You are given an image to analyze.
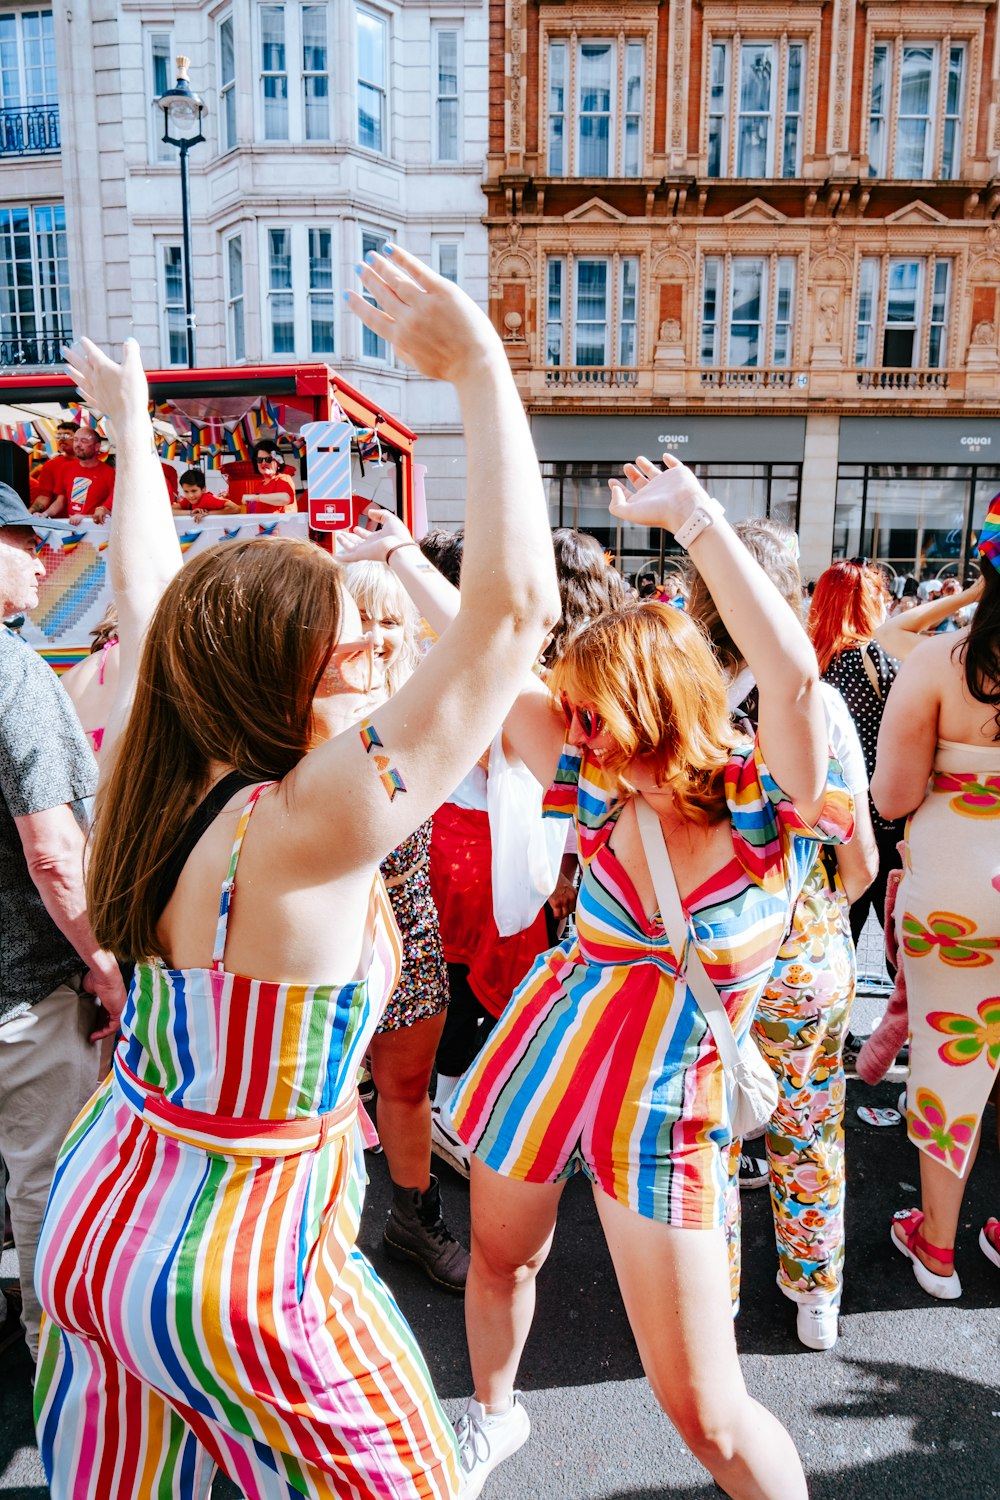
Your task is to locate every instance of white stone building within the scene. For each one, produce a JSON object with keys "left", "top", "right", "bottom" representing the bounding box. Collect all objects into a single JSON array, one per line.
[{"left": 0, "top": 0, "right": 489, "bottom": 524}]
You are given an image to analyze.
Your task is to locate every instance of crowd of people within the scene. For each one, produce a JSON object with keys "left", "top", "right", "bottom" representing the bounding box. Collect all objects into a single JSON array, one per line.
[{"left": 0, "top": 246, "right": 997, "bottom": 1500}]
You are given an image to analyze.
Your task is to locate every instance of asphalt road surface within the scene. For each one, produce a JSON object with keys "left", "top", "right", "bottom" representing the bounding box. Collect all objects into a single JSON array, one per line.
[{"left": 2, "top": 1069, "right": 997, "bottom": 1500}]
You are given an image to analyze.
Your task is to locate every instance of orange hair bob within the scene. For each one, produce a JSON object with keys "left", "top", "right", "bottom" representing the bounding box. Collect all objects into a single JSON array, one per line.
[
  {"left": 807, "top": 560, "right": 889, "bottom": 675},
  {"left": 548, "top": 602, "right": 742, "bottom": 823}
]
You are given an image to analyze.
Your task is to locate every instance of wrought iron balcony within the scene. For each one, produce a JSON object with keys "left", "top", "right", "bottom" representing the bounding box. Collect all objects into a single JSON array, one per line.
[
  {"left": 0, "top": 330, "right": 71, "bottom": 368},
  {"left": 855, "top": 367, "right": 952, "bottom": 391},
  {"left": 0, "top": 104, "right": 60, "bottom": 156},
  {"left": 543, "top": 365, "right": 641, "bottom": 389}
]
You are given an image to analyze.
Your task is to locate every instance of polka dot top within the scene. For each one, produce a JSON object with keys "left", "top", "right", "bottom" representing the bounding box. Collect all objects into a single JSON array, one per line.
[{"left": 821, "top": 640, "right": 900, "bottom": 832}]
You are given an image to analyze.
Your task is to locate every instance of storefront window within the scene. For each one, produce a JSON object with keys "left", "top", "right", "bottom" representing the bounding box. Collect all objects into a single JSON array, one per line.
[
  {"left": 833, "top": 463, "right": 1000, "bottom": 582},
  {"left": 542, "top": 460, "right": 801, "bottom": 578}
]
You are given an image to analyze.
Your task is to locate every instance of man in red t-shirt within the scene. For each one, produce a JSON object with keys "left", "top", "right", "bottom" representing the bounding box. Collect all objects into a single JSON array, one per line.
[
  {"left": 49, "top": 429, "right": 116, "bottom": 523},
  {"left": 29, "top": 421, "right": 78, "bottom": 513}
]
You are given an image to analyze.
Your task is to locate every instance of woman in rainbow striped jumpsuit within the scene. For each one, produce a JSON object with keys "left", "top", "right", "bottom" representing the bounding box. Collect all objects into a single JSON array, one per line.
[
  {"left": 445, "top": 456, "right": 854, "bottom": 1500},
  {"left": 32, "top": 249, "right": 561, "bottom": 1499}
]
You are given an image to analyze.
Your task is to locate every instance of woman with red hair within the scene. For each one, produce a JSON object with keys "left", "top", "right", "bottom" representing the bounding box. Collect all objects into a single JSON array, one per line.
[{"left": 808, "top": 560, "right": 902, "bottom": 945}]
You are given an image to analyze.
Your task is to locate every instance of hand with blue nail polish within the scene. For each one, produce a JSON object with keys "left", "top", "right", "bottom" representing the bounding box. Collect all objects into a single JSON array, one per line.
[{"left": 345, "top": 244, "right": 502, "bottom": 386}]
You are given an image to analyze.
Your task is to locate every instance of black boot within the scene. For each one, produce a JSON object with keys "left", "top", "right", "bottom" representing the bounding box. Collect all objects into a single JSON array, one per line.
[{"left": 383, "top": 1175, "right": 470, "bottom": 1293}]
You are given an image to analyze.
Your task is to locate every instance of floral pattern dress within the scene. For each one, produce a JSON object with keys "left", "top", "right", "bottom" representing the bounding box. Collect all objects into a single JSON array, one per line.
[{"left": 896, "top": 738, "right": 1000, "bottom": 1177}]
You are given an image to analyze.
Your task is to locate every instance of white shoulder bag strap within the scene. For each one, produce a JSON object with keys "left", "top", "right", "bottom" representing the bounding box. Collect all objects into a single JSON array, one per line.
[{"left": 634, "top": 796, "right": 743, "bottom": 1074}]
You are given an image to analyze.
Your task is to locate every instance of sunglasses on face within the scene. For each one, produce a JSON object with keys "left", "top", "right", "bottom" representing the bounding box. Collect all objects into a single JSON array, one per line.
[{"left": 559, "top": 693, "right": 604, "bottom": 742}]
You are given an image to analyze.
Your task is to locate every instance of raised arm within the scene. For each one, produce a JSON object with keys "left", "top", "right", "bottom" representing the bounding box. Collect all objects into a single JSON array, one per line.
[
  {"left": 870, "top": 647, "right": 941, "bottom": 819},
  {"left": 289, "top": 247, "right": 560, "bottom": 868},
  {"left": 340, "top": 504, "right": 566, "bottom": 788},
  {"left": 63, "top": 339, "right": 182, "bottom": 761},
  {"left": 610, "top": 455, "right": 829, "bottom": 822},
  {"left": 875, "top": 577, "right": 983, "bottom": 661}
]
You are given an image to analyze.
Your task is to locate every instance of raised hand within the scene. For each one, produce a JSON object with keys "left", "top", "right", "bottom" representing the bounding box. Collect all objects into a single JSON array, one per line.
[
  {"left": 338, "top": 504, "right": 413, "bottom": 564},
  {"left": 63, "top": 337, "right": 149, "bottom": 437},
  {"left": 345, "top": 246, "right": 501, "bottom": 386},
  {"left": 608, "top": 453, "right": 711, "bottom": 535}
]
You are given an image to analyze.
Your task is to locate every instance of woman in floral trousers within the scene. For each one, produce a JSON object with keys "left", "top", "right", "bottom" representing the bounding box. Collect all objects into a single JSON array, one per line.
[{"left": 690, "top": 523, "right": 877, "bottom": 1350}]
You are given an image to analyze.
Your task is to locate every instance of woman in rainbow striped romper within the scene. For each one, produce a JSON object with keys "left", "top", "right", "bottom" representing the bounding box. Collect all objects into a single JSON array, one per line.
[
  {"left": 32, "top": 249, "right": 561, "bottom": 1499},
  {"left": 445, "top": 457, "right": 854, "bottom": 1500}
]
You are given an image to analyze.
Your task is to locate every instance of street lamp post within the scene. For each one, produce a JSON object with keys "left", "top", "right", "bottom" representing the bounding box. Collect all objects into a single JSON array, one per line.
[{"left": 155, "top": 57, "right": 205, "bottom": 368}]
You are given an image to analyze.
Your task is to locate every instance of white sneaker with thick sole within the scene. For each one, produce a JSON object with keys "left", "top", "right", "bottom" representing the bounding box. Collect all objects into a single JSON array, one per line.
[
  {"left": 455, "top": 1395, "right": 530, "bottom": 1500},
  {"left": 431, "top": 1105, "right": 471, "bottom": 1179},
  {"left": 796, "top": 1301, "right": 840, "bottom": 1350}
]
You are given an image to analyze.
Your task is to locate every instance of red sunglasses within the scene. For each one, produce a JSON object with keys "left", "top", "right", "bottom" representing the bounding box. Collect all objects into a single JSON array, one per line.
[{"left": 559, "top": 693, "right": 604, "bottom": 742}]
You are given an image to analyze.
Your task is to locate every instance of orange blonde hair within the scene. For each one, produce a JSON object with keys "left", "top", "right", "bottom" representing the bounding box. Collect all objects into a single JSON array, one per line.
[
  {"left": 808, "top": 561, "right": 889, "bottom": 674},
  {"left": 549, "top": 602, "right": 742, "bottom": 823}
]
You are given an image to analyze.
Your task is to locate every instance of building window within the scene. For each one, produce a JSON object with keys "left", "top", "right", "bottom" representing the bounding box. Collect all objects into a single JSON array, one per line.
[
  {"left": 855, "top": 256, "right": 953, "bottom": 369},
  {"left": 302, "top": 4, "right": 329, "bottom": 141},
  {"left": 434, "top": 240, "right": 460, "bottom": 284},
  {"left": 308, "top": 226, "right": 334, "bottom": 354},
  {"left": 160, "top": 244, "right": 187, "bottom": 367},
  {"left": 0, "top": 202, "right": 71, "bottom": 363},
  {"left": 219, "top": 15, "right": 236, "bottom": 152},
  {"left": 357, "top": 7, "right": 387, "bottom": 153},
  {"left": 147, "top": 28, "right": 174, "bottom": 163},
  {"left": 867, "top": 41, "right": 966, "bottom": 179},
  {"left": 544, "top": 255, "right": 640, "bottom": 368},
  {"left": 434, "top": 27, "right": 460, "bottom": 163},
  {"left": 699, "top": 255, "right": 797, "bottom": 367},
  {"left": 263, "top": 223, "right": 337, "bottom": 356},
  {"left": 706, "top": 38, "right": 805, "bottom": 178},
  {"left": 260, "top": 6, "right": 288, "bottom": 140},
  {"left": 256, "top": 4, "right": 330, "bottom": 143},
  {"left": 360, "top": 228, "right": 390, "bottom": 358},
  {"left": 0, "top": 9, "right": 59, "bottom": 155},
  {"left": 225, "top": 233, "right": 245, "bottom": 362},
  {"left": 545, "top": 36, "right": 646, "bottom": 177},
  {"left": 267, "top": 227, "right": 295, "bottom": 353}
]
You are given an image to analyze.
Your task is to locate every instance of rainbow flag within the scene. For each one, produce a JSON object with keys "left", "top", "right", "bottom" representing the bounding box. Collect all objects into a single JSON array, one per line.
[
  {"left": 977, "top": 493, "right": 1000, "bottom": 571},
  {"left": 177, "top": 531, "right": 200, "bottom": 554},
  {"left": 227, "top": 426, "right": 249, "bottom": 461}
]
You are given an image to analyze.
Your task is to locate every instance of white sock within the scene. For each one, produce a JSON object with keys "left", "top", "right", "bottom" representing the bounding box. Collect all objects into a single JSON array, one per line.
[{"left": 433, "top": 1073, "right": 460, "bottom": 1108}]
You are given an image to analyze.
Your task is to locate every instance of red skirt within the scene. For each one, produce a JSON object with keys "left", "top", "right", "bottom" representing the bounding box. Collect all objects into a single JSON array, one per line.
[{"left": 429, "top": 802, "right": 551, "bottom": 1019}]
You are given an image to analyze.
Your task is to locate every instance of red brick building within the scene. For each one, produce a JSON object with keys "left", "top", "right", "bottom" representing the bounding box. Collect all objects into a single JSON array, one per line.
[{"left": 485, "top": 0, "right": 1000, "bottom": 580}]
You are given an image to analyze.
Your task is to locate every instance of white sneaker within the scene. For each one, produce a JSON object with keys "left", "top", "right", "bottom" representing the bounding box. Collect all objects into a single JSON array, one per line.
[
  {"left": 796, "top": 1301, "right": 840, "bottom": 1350},
  {"left": 431, "top": 1105, "right": 471, "bottom": 1179},
  {"left": 455, "top": 1395, "right": 530, "bottom": 1500}
]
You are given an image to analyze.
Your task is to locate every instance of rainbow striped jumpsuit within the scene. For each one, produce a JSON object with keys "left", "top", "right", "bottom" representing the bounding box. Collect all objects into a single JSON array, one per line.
[
  {"left": 34, "top": 785, "right": 461, "bottom": 1500},
  {"left": 450, "top": 742, "right": 852, "bottom": 1227}
]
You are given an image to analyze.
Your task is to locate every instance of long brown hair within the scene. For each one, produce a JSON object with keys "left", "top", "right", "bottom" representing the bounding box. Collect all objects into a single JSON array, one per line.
[
  {"left": 808, "top": 560, "right": 889, "bottom": 674},
  {"left": 687, "top": 521, "right": 802, "bottom": 679},
  {"left": 87, "top": 537, "right": 342, "bottom": 961},
  {"left": 549, "top": 603, "right": 741, "bottom": 823}
]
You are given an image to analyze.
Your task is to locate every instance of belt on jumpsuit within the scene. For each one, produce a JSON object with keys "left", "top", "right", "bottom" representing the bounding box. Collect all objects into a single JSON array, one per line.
[{"left": 113, "top": 1055, "right": 360, "bottom": 1159}]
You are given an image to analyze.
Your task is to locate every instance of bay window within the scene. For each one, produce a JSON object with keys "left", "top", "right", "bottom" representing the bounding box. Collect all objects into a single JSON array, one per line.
[
  {"left": 257, "top": 3, "right": 330, "bottom": 143},
  {"left": 264, "top": 224, "right": 336, "bottom": 357}
]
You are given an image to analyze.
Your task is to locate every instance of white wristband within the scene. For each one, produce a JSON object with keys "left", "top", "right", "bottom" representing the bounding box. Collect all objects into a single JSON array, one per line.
[{"left": 672, "top": 495, "right": 725, "bottom": 550}]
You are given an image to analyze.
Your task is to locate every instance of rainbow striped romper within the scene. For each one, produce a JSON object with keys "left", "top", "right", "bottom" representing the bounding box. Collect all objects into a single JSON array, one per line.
[
  {"left": 450, "top": 742, "right": 852, "bottom": 1227},
  {"left": 34, "top": 785, "right": 461, "bottom": 1500}
]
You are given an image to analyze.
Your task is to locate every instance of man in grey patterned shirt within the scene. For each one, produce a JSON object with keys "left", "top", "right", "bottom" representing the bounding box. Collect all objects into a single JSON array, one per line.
[{"left": 0, "top": 484, "right": 126, "bottom": 1359}]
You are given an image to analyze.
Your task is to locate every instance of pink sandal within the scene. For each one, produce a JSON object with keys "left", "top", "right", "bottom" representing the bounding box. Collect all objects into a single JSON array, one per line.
[
  {"left": 891, "top": 1209, "right": 962, "bottom": 1300},
  {"left": 980, "top": 1218, "right": 1000, "bottom": 1270}
]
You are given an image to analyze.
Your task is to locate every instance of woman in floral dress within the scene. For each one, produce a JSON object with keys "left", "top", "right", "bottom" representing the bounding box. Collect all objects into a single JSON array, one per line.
[{"left": 873, "top": 500, "right": 1000, "bottom": 1297}]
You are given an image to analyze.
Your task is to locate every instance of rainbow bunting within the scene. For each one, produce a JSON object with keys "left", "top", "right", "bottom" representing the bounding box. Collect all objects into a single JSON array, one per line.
[
  {"left": 228, "top": 427, "right": 249, "bottom": 461},
  {"left": 257, "top": 521, "right": 279, "bottom": 537}
]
